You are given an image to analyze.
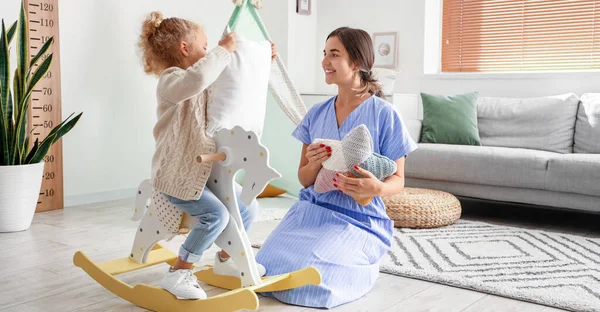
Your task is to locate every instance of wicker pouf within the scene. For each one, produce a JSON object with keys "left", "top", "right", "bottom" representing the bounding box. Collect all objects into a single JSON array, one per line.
[{"left": 384, "top": 187, "right": 462, "bottom": 229}]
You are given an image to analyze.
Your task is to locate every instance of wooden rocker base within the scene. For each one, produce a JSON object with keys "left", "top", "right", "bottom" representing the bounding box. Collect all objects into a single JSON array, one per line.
[
  {"left": 195, "top": 264, "right": 322, "bottom": 293},
  {"left": 73, "top": 244, "right": 321, "bottom": 312}
]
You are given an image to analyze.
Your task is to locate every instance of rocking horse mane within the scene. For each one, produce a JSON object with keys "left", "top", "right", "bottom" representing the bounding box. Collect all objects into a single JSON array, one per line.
[{"left": 212, "top": 126, "right": 280, "bottom": 206}]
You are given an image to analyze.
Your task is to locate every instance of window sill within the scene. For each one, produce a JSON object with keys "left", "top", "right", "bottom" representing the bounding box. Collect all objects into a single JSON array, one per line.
[{"left": 423, "top": 70, "right": 600, "bottom": 80}]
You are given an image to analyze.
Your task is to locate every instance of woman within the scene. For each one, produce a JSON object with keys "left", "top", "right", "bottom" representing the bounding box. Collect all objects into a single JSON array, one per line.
[{"left": 255, "top": 27, "right": 417, "bottom": 308}]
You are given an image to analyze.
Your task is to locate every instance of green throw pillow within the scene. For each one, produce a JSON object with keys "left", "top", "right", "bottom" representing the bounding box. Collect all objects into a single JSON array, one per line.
[{"left": 420, "top": 91, "right": 481, "bottom": 145}]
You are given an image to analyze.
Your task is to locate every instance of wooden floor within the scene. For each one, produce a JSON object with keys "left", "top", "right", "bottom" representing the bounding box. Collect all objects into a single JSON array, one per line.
[{"left": 1, "top": 196, "right": 598, "bottom": 312}]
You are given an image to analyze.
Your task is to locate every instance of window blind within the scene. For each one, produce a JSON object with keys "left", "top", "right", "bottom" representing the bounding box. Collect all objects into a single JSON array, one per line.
[{"left": 442, "top": 0, "right": 600, "bottom": 72}]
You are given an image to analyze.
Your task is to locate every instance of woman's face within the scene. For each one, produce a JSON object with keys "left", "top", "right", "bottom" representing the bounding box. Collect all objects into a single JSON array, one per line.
[{"left": 322, "top": 36, "right": 358, "bottom": 86}]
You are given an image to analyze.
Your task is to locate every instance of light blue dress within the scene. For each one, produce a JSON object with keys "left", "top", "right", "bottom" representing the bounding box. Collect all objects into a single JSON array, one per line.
[{"left": 255, "top": 95, "right": 418, "bottom": 309}]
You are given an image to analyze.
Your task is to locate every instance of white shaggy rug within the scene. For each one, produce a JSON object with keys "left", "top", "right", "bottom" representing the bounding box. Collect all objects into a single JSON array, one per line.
[{"left": 381, "top": 220, "right": 600, "bottom": 312}]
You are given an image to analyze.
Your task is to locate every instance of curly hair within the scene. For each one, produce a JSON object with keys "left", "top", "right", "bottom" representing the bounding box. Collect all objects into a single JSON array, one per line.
[{"left": 137, "top": 12, "right": 201, "bottom": 76}]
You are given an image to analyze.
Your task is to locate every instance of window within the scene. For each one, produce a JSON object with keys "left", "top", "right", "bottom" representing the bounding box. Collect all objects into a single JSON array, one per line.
[{"left": 442, "top": 0, "right": 600, "bottom": 72}]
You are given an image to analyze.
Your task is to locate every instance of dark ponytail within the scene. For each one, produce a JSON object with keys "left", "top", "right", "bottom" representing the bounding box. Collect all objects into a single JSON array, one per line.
[
  {"left": 359, "top": 69, "right": 384, "bottom": 97},
  {"left": 327, "top": 27, "right": 385, "bottom": 97}
]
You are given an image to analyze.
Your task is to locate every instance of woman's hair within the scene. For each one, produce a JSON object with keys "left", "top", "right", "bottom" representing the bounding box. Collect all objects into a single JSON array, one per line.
[
  {"left": 326, "top": 27, "right": 384, "bottom": 97},
  {"left": 137, "top": 12, "right": 201, "bottom": 76}
]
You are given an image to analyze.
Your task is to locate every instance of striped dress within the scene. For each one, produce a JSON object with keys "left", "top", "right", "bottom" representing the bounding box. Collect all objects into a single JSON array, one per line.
[{"left": 255, "top": 95, "right": 418, "bottom": 309}]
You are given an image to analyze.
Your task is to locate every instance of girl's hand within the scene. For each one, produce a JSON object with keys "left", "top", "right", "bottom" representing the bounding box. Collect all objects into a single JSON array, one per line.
[
  {"left": 334, "top": 166, "right": 383, "bottom": 198},
  {"left": 305, "top": 143, "right": 331, "bottom": 169},
  {"left": 270, "top": 41, "right": 277, "bottom": 62},
  {"left": 219, "top": 33, "right": 237, "bottom": 52}
]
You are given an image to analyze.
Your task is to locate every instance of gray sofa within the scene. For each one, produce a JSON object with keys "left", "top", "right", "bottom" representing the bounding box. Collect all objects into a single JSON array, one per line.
[{"left": 392, "top": 93, "right": 600, "bottom": 213}]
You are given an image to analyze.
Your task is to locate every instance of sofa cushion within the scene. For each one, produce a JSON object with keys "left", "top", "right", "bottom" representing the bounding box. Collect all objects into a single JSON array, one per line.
[
  {"left": 420, "top": 91, "right": 481, "bottom": 146},
  {"left": 546, "top": 154, "right": 600, "bottom": 197},
  {"left": 574, "top": 93, "right": 600, "bottom": 154},
  {"left": 477, "top": 93, "right": 580, "bottom": 154},
  {"left": 405, "top": 143, "right": 556, "bottom": 190}
]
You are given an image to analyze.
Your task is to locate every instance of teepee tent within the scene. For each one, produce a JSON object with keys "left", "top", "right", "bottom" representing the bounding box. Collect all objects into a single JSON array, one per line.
[
  {"left": 226, "top": 0, "right": 309, "bottom": 195},
  {"left": 227, "top": 0, "right": 307, "bottom": 126}
]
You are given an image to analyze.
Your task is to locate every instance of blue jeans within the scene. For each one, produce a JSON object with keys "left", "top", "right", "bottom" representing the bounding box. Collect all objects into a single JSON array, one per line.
[{"left": 163, "top": 183, "right": 258, "bottom": 263}]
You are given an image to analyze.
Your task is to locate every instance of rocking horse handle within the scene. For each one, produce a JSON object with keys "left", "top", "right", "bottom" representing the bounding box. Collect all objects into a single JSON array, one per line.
[{"left": 196, "top": 152, "right": 227, "bottom": 163}]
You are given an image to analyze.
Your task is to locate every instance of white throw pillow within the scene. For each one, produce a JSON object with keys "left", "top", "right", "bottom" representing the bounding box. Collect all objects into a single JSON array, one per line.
[{"left": 207, "top": 30, "right": 272, "bottom": 137}]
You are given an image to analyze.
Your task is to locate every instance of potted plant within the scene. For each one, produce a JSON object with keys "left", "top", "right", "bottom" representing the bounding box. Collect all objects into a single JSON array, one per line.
[{"left": 0, "top": 1, "right": 82, "bottom": 232}]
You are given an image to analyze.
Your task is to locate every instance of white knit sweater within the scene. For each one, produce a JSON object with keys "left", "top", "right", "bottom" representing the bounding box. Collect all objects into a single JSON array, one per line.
[{"left": 152, "top": 46, "right": 231, "bottom": 200}]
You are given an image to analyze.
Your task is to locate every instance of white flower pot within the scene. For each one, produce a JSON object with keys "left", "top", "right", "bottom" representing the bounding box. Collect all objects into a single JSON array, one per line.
[{"left": 0, "top": 162, "right": 45, "bottom": 232}]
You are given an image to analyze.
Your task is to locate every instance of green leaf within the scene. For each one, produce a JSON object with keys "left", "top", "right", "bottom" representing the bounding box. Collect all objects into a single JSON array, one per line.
[
  {"left": 0, "top": 130, "right": 5, "bottom": 164},
  {"left": 0, "top": 21, "right": 9, "bottom": 112},
  {"left": 29, "top": 37, "right": 53, "bottom": 69},
  {"left": 16, "top": 0, "right": 29, "bottom": 90},
  {"left": 7, "top": 89, "right": 15, "bottom": 164},
  {"left": 42, "top": 112, "right": 76, "bottom": 142},
  {"left": 12, "top": 71, "right": 25, "bottom": 163},
  {"left": 24, "top": 137, "right": 38, "bottom": 164},
  {"left": 18, "top": 122, "right": 35, "bottom": 164},
  {"left": 19, "top": 134, "right": 29, "bottom": 164},
  {"left": 31, "top": 133, "right": 53, "bottom": 164},
  {"left": 11, "top": 0, "right": 31, "bottom": 166},
  {"left": 7, "top": 89, "right": 12, "bottom": 124},
  {"left": 0, "top": 21, "right": 10, "bottom": 165},
  {"left": 11, "top": 89, "right": 31, "bottom": 163},
  {"left": 23, "top": 54, "right": 51, "bottom": 102},
  {"left": 7, "top": 21, "right": 16, "bottom": 45},
  {"left": 31, "top": 112, "right": 83, "bottom": 163},
  {"left": 0, "top": 103, "right": 5, "bottom": 164},
  {"left": 13, "top": 68, "right": 21, "bottom": 117},
  {"left": 14, "top": 138, "right": 22, "bottom": 165},
  {"left": 13, "top": 54, "right": 51, "bottom": 156}
]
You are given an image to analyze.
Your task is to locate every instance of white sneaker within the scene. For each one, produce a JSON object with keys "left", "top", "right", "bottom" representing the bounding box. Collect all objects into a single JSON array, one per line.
[
  {"left": 213, "top": 251, "right": 267, "bottom": 277},
  {"left": 159, "top": 268, "right": 207, "bottom": 300}
]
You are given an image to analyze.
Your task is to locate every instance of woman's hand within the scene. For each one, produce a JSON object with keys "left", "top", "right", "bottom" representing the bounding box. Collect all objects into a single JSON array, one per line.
[
  {"left": 270, "top": 41, "right": 277, "bottom": 62},
  {"left": 305, "top": 143, "right": 331, "bottom": 169},
  {"left": 334, "top": 166, "right": 383, "bottom": 198}
]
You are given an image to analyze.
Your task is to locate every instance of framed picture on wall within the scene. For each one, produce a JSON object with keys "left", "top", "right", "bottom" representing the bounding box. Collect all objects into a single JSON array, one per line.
[
  {"left": 372, "top": 32, "right": 398, "bottom": 69},
  {"left": 297, "top": 0, "right": 311, "bottom": 15}
]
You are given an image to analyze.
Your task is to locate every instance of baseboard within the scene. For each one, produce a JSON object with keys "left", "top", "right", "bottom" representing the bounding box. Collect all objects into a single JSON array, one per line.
[{"left": 65, "top": 188, "right": 137, "bottom": 207}]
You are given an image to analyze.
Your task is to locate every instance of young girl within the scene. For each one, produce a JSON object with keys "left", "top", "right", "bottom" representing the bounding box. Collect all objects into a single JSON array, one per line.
[
  {"left": 138, "top": 12, "right": 276, "bottom": 300},
  {"left": 255, "top": 27, "right": 418, "bottom": 308}
]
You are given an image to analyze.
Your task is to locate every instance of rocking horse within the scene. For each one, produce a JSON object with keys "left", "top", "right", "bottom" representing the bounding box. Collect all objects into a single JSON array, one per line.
[
  {"left": 72, "top": 1, "right": 318, "bottom": 311},
  {"left": 73, "top": 126, "right": 321, "bottom": 311}
]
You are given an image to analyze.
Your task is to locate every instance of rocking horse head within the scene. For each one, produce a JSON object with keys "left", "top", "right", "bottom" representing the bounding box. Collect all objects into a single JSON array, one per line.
[{"left": 213, "top": 126, "right": 281, "bottom": 206}]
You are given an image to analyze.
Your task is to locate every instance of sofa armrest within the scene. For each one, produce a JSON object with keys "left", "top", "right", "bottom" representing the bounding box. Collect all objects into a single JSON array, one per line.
[{"left": 406, "top": 119, "right": 422, "bottom": 143}]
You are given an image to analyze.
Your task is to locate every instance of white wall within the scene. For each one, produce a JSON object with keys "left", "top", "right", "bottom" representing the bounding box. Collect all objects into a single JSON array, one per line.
[
  {"left": 287, "top": 0, "right": 318, "bottom": 94},
  {"left": 257, "top": 0, "right": 289, "bottom": 67},
  {"left": 259, "top": 0, "right": 318, "bottom": 94},
  {"left": 316, "top": 0, "right": 600, "bottom": 97}
]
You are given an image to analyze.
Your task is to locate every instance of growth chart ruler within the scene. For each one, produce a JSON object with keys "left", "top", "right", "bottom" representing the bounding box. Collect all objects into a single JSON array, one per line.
[{"left": 25, "top": 0, "right": 64, "bottom": 212}]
